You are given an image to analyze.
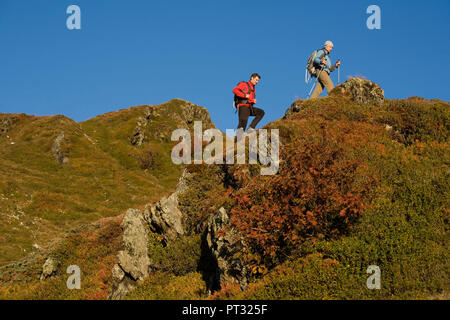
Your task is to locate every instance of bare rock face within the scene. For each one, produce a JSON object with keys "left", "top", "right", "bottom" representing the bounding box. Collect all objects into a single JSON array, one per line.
[
  {"left": 40, "top": 257, "right": 59, "bottom": 280},
  {"left": 108, "top": 209, "right": 149, "bottom": 300},
  {"left": 130, "top": 107, "right": 153, "bottom": 146},
  {"left": 108, "top": 170, "right": 191, "bottom": 299},
  {"left": 206, "top": 207, "right": 248, "bottom": 290},
  {"left": 143, "top": 169, "right": 190, "bottom": 245},
  {"left": 177, "top": 100, "right": 212, "bottom": 125},
  {"left": 1, "top": 116, "right": 18, "bottom": 135},
  {"left": 118, "top": 209, "right": 149, "bottom": 281},
  {"left": 145, "top": 193, "right": 184, "bottom": 244},
  {"left": 330, "top": 78, "right": 385, "bottom": 106},
  {"left": 283, "top": 100, "right": 306, "bottom": 119},
  {"left": 51, "top": 132, "right": 69, "bottom": 164}
]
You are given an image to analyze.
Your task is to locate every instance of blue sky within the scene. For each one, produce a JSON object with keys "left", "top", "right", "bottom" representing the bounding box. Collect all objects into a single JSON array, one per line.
[{"left": 1, "top": 0, "right": 449, "bottom": 132}]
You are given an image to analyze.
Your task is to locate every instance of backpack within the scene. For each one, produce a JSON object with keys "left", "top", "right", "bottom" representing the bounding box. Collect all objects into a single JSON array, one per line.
[
  {"left": 233, "top": 81, "right": 254, "bottom": 112},
  {"left": 305, "top": 49, "right": 328, "bottom": 83}
]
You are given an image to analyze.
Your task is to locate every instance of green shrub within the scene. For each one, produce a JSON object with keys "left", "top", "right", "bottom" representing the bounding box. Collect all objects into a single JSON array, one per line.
[
  {"left": 382, "top": 99, "right": 449, "bottom": 145},
  {"left": 125, "top": 271, "right": 207, "bottom": 300},
  {"left": 148, "top": 233, "right": 202, "bottom": 276},
  {"left": 178, "top": 164, "right": 230, "bottom": 235}
]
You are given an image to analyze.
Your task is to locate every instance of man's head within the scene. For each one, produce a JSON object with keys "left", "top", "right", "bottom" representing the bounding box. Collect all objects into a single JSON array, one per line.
[
  {"left": 250, "top": 73, "right": 261, "bottom": 85},
  {"left": 324, "top": 40, "right": 334, "bottom": 52}
]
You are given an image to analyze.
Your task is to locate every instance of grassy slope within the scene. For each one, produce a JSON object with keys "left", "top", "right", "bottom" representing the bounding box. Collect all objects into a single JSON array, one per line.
[
  {"left": 0, "top": 99, "right": 211, "bottom": 266},
  {"left": 0, "top": 96, "right": 448, "bottom": 300}
]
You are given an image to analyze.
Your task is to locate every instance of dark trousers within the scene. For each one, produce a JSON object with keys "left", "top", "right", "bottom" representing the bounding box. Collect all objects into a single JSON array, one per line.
[{"left": 237, "top": 105, "right": 265, "bottom": 131}]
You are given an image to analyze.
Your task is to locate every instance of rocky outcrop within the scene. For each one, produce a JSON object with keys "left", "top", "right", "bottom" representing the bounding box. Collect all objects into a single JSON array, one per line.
[
  {"left": 283, "top": 99, "right": 306, "bottom": 119},
  {"left": 40, "top": 257, "right": 59, "bottom": 280},
  {"left": 51, "top": 132, "right": 69, "bottom": 164},
  {"left": 330, "top": 78, "right": 385, "bottom": 106},
  {"left": 206, "top": 207, "right": 249, "bottom": 290},
  {"left": 177, "top": 100, "right": 212, "bottom": 125},
  {"left": 108, "top": 209, "right": 150, "bottom": 300},
  {"left": 284, "top": 78, "right": 385, "bottom": 119},
  {"left": 108, "top": 170, "right": 191, "bottom": 299},
  {"left": 143, "top": 169, "right": 190, "bottom": 245},
  {"left": 130, "top": 107, "right": 153, "bottom": 146},
  {"left": 1, "top": 116, "right": 18, "bottom": 135},
  {"left": 144, "top": 194, "right": 184, "bottom": 244}
]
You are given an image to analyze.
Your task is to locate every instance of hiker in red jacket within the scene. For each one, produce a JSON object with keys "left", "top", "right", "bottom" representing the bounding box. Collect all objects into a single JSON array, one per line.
[{"left": 233, "top": 73, "right": 265, "bottom": 133}]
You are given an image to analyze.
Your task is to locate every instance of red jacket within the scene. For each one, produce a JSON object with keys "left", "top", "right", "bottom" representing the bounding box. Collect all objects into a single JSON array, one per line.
[{"left": 233, "top": 81, "right": 256, "bottom": 107}]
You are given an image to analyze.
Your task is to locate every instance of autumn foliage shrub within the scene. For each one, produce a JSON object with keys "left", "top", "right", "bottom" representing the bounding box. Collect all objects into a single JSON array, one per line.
[
  {"left": 231, "top": 140, "right": 449, "bottom": 300},
  {"left": 229, "top": 120, "right": 380, "bottom": 267}
]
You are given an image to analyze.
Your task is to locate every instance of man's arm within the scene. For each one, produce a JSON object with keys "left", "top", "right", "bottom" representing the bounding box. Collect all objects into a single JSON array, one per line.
[{"left": 330, "top": 60, "right": 341, "bottom": 72}]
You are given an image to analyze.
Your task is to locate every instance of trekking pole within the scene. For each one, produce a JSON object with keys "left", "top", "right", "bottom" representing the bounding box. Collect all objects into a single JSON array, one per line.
[
  {"left": 337, "top": 59, "right": 341, "bottom": 85},
  {"left": 307, "top": 66, "right": 324, "bottom": 99},
  {"left": 338, "top": 66, "right": 340, "bottom": 84}
]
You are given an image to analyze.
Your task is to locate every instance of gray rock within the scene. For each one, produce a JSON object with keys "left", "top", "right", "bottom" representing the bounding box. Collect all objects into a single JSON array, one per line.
[
  {"left": 40, "top": 257, "right": 59, "bottom": 280},
  {"left": 1, "top": 116, "right": 18, "bottom": 135},
  {"left": 51, "top": 132, "right": 69, "bottom": 164},
  {"left": 108, "top": 208, "right": 149, "bottom": 300},
  {"left": 108, "top": 169, "right": 191, "bottom": 299},
  {"left": 178, "top": 100, "right": 212, "bottom": 124},
  {"left": 145, "top": 193, "right": 184, "bottom": 244},
  {"left": 118, "top": 209, "right": 149, "bottom": 281},
  {"left": 330, "top": 78, "right": 385, "bottom": 106},
  {"left": 130, "top": 107, "right": 153, "bottom": 146},
  {"left": 111, "top": 264, "right": 125, "bottom": 282},
  {"left": 283, "top": 100, "right": 306, "bottom": 119},
  {"left": 108, "top": 264, "right": 138, "bottom": 300},
  {"left": 206, "top": 207, "right": 248, "bottom": 290},
  {"left": 108, "top": 266, "right": 138, "bottom": 300},
  {"left": 143, "top": 169, "right": 190, "bottom": 244}
]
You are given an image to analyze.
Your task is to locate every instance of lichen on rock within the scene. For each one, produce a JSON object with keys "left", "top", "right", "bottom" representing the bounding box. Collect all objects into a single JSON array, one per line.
[
  {"left": 143, "top": 169, "right": 191, "bottom": 245},
  {"left": 40, "top": 257, "right": 59, "bottom": 280},
  {"left": 1, "top": 116, "right": 18, "bottom": 135},
  {"left": 130, "top": 107, "right": 153, "bottom": 146},
  {"left": 51, "top": 132, "right": 69, "bottom": 164},
  {"left": 108, "top": 169, "right": 191, "bottom": 299},
  {"left": 330, "top": 78, "right": 384, "bottom": 106},
  {"left": 108, "top": 208, "right": 149, "bottom": 300},
  {"left": 206, "top": 207, "right": 249, "bottom": 291}
]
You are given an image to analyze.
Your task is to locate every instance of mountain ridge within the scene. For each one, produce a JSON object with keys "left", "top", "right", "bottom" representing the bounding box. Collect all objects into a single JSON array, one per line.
[
  {"left": 0, "top": 99, "right": 213, "bottom": 266},
  {"left": 0, "top": 79, "right": 448, "bottom": 300}
]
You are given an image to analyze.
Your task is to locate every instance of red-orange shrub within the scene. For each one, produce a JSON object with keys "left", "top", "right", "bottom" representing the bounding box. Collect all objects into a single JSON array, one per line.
[{"left": 229, "top": 121, "right": 378, "bottom": 266}]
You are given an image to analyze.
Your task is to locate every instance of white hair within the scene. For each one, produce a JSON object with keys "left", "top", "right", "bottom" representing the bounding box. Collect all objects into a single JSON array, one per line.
[{"left": 324, "top": 40, "right": 334, "bottom": 48}]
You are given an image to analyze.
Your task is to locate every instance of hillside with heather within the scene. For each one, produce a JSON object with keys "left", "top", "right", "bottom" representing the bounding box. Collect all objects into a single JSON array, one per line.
[
  {"left": 0, "top": 99, "right": 213, "bottom": 266},
  {"left": 0, "top": 79, "right": 448, "bottom": 300}
]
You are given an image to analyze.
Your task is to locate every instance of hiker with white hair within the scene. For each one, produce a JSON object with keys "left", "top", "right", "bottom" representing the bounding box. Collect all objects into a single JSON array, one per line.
[{"left": 308, "top": 40, "right": 341, "bottom": 99}]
